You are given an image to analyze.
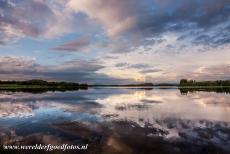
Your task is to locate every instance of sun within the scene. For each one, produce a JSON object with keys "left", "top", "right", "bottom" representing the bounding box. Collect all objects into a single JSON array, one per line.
[{"left": 134, "top": 75, "right": 145, "bottom": 82}]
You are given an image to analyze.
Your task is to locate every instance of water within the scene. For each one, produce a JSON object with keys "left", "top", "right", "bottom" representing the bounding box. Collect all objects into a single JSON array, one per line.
[{"left": 0, "top": 88, "right": 230, "bottom": 154}]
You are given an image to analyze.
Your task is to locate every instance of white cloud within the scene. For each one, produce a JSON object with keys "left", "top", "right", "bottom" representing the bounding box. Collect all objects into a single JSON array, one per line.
[{"left": 67, "top": 0, "right": 137, "bottom": 37}]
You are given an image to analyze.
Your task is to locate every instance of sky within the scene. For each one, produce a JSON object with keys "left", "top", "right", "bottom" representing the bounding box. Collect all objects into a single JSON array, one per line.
[{"left": 0, "top": 0, "right": 229, "bottom": 84}]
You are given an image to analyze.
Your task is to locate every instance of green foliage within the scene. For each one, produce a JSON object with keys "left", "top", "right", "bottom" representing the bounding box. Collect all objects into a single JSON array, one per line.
[
  {"left": 180, "top": 79, "right": 188, "bottom": 85},
  {"left": 0, "top": 80, "right": 88, "bottom": 91},
  {"left": 179, "top": 79, "right": 230, "bottom": 87}
]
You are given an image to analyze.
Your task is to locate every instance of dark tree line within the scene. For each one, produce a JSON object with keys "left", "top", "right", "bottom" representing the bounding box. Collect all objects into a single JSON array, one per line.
[
  {"left": 0, "top": 80, "right": 88, "bottom": 89},
  {"left": 179, "top": 79, "right": 230, "bottom": 87}
]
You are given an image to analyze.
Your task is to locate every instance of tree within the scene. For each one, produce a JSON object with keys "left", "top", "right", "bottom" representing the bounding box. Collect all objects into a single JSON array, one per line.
[{"left": 180, "top": 79, "right": 188, "bottom": 85}]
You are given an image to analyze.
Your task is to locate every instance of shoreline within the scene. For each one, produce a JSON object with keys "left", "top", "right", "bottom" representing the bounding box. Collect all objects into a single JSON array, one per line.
[{"left": 0, "top": 84, "right": 230, "bottom": 90}]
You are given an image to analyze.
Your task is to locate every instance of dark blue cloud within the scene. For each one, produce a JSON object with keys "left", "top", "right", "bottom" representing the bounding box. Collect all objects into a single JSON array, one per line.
[
  {"left": 0, "top": 0, "right": 55, "bottom": 43},
  {"left": 108, "top": 0, "right": 230, "bottom": 52},
  {"left": 0, "top": 56, "right": 130, "bottom": 84},
  {"left": 76, "top": 0, "right": 229, "bottom": 54}
]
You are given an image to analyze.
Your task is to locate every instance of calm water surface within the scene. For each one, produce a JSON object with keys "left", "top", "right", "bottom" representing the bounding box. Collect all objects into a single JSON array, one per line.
[{"left": 0, "top": 88, "right": 230, "bottom": 154}]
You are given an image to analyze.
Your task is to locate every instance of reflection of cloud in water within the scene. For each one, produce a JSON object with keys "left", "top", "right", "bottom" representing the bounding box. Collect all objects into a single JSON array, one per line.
[
  {"left": 141, "top": 99, "right": 162, "bottom": 104},
  {"left": 0, "top": 89, "right": 230, "bottom": 153},
  {"left": 115, "top": 104, "right": 149, "bottom": 111},
  {"left": 48, "top": 101, "right": 103, "bottom": 114},
  {"left": 0, "top": 92, "right": 103, "bottom": 119},
  {"left": 13, "top": 100, "right": 101, "bottom": 118},
  {"left": 187, "top": 92, "right": 230, "bottom": 107},
  {"left": 0, "top": 89, "right": 230, "bottom": 123},
  {"left": 96, "top": 90, "right": 230, "bottom": 125},
  {"left": 50, "top": 120, "right": 230, "bottom": 154},
  {"left": 1, "top": 119, "right": 229, "bottom": 153},
  {"left": 0, "top": 103, "right": 34, "bottom": 118}
]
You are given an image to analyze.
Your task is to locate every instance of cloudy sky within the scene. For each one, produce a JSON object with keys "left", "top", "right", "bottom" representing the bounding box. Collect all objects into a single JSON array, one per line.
[{"left": 0, "top": 0, "right": 229, "bottom": 84}]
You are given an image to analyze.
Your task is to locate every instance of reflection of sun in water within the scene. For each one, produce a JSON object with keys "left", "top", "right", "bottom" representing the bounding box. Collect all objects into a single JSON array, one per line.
[{"left": 133, "top": 91, "right": 146, "bottom": 99}]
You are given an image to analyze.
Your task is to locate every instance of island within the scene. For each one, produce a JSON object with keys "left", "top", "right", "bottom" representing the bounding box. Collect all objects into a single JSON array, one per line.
[
  {"left": 179, "top": 79, "right": 230, "bottom": 87},
  {"left": 179, "top": 79, "right": 230, "bottom": 94},
  {"left": 0, "top": 80, "right": 88, "bottom": 93}
]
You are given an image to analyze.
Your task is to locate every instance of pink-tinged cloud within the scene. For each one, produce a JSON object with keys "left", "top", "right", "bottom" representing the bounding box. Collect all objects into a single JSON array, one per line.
[
  {"left": 181, "top": 65, "right": 230, "bottom": 81},
  {"left": 51, "top": 35, "right": 91, "bottom": 52},
  {"left": 67, "top": 0, "right": 137, "bottom": 37}
]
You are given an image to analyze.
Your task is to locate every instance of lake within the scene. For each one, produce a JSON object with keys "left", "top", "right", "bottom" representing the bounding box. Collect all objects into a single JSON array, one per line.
[{"left": 0, "top": 87, "right": 230, "bottom": 154}]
